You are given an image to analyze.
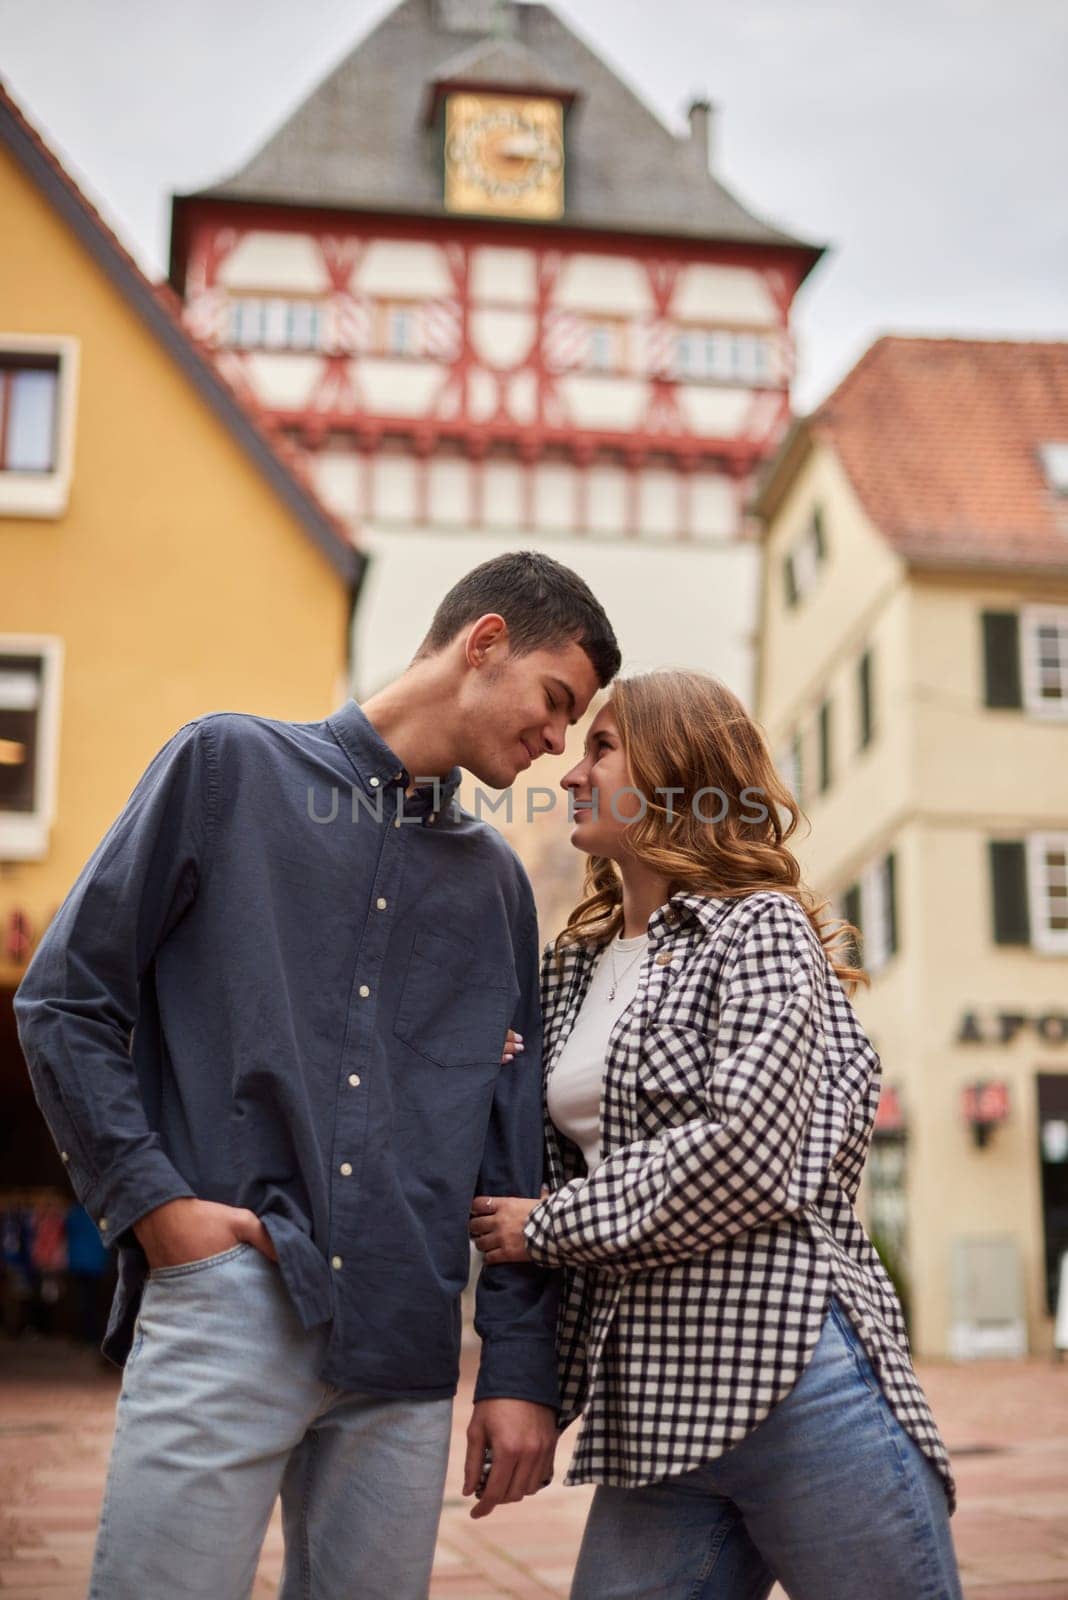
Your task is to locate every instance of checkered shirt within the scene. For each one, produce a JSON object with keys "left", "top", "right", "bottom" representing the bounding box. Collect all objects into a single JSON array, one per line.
[{"left": 523, "top": 890, "right": 955, "bottom": 1507}]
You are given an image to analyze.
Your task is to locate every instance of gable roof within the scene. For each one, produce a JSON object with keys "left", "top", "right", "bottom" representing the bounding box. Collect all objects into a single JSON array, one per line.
[
  {"left": 187, "top": 0, "right": 819, "bottom": 257},
  {"left": 757, "top": 336, "right": 1068, "bottom": 576},
  {"left": 0, "top": 80, "right": 364, "bottom": 590}
]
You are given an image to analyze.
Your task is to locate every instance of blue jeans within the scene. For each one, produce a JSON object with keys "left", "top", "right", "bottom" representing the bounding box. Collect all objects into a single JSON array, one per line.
[
  {"left": 90, "top": 1243, "right": 453, "bottom": 1600},
  {"left": 571, "top": 1298, "right": 961, "bottom": 1600}
]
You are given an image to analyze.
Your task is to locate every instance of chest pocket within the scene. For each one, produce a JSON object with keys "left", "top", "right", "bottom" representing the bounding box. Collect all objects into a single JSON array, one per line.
[
  {"left": 394, "top": 929, "right": 519, "bottom": 1069},
  {"left": 634, "top": 1020, "right": 711, "bottom": 1133}
]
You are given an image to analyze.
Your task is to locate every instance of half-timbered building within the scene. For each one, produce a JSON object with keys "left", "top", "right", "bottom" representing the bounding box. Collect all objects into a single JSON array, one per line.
[{"left": 170, "top": 0, "right": 821, "bottom": 694}]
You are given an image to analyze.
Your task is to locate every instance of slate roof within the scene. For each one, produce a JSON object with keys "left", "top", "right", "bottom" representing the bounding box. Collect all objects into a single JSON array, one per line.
[
  {"left": 758, "top": 336, "right": 1068, "bottom": 575},
  {"left": 0, "top": 79, "right": 363, "bottom": 589},
  {"left": 189, "top": 0, "right": 817, "bottom": 254}
]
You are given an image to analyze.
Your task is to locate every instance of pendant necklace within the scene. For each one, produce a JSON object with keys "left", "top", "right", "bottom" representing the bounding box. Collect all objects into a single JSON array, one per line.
[{"left": 606, "top": 936, "right": 646, "bottom": 1003}]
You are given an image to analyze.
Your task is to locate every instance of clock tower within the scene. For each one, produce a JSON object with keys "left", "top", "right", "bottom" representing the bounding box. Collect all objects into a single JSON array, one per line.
[{"left": 443, "top": 92, "right": 565, "bottom": 220}]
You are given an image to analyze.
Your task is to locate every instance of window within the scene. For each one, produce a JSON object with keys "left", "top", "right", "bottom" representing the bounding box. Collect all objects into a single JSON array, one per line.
[
  {"left": 1, "top": 355, "right": 58, "bottom": 471},
  {"left": 231, "top": 299, "right": 266, "bottom": 348},
  {"left": 1022, "top": 607, "right": 1068, "bottom": 718},
  {"left": 673, "top": 328, "right": 773, "bottom": 386},
  {"left": 0, "top": 338, "right": 79, "bottom": 518},
  {"left": 0, "top": 639, "right": 63, "bottom": 861},
  {"left": 587, "top": 325, "right": 614, "bottom": 372},
  {"left": 229, "top": 299, "right": 325, "bottom": 353},
  {"left": 842, "top": 853, "right": 898, "bottom": 975},
  {"left": 991, "top": 834, "right": 1068, "bottom": 953},
  {"left": 783, "top": 509, "right": 827, "bottom": 608},
  {"left": 817, "top": 698, "right": 833, "bottom": 794},
  {"left": 857, "top": 648, "right": 875, "bottom": 749},
  {"left": 982, "top": 607, "right": 1068, "bottom": 719},
  {"left": 1028, "top": 834, "right": 1068, "bottom": 954},
  {"left": 778, "top": 731, "right": 804, "bottom": 805},
  {"left": 384, "top": 305, "right": 421, "bottom": 358}
]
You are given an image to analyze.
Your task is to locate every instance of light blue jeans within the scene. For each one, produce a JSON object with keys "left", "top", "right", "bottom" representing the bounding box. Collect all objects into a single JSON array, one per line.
[
  {"left": 89, "top": 1243, "right": 453, "bottom": 1600},
  {"left": 571, "top": 1298, "right": 962, "bottom": 1600}
]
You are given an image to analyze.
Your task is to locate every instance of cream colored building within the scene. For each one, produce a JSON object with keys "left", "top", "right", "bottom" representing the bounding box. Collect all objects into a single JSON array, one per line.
[{"left": 755, "top": 336, "right": 1068, "bottom": 1358}]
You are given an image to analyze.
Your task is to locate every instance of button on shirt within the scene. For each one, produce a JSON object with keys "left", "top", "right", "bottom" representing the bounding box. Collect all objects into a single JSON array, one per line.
[{"left": 14, "top": 702, "right": 558, "bottom": 1407}]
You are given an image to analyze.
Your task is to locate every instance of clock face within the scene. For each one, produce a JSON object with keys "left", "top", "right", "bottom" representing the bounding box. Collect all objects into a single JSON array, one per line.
[{"left": 444, "top": 93, "right": 564, "bottom": 219}]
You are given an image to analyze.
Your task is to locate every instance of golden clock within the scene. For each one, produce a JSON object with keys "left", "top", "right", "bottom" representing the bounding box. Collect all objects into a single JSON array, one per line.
[{"left": 444, "top": 93, "right": 564, "bottom": 220}]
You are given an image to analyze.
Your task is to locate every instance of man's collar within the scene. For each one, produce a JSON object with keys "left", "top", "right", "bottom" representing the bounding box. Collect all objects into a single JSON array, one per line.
[{"left": 326, "top": 699, "right": 463, "bottom": 807}]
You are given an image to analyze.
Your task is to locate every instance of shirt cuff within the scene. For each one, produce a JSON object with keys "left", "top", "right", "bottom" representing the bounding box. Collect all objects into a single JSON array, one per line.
[
  {"left": 522, "top": 1194, "right": 562, "bottom": 1267},
  {"left": 83, "top": 1148, "right": 196, "bottom": 1252},
  {"left": 473, "top": 1334, "right": 560, "bottom": 1410}
]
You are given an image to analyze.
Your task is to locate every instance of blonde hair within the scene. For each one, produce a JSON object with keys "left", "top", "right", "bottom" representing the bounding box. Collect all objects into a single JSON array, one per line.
[{"left": 556, "top": 669, "right": 865, "bottom": 989}]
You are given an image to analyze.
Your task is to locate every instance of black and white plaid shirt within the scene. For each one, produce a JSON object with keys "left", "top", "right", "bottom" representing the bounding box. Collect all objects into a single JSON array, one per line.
[{"left": 523, "top": 890, "right": 954, "bottom": 1507}]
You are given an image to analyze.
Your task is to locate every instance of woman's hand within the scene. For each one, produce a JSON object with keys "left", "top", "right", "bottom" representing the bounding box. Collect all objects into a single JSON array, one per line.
[
  {"left": 500, "top": 1029, "right": 524, "bottom": 1064},
  {"left": 469, "top": 1194, "right": 543, "bottom": 1264}
]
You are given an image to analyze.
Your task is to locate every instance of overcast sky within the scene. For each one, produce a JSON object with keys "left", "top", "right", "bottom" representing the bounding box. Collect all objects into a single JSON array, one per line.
[{"left": 2, "top": 0, "right": 1065, "bottom": 408}]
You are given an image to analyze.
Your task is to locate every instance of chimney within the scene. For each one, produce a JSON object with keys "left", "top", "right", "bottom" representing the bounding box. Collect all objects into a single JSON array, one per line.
[{"left": 687, "top": 98, "right": 715, "bottom": 175}]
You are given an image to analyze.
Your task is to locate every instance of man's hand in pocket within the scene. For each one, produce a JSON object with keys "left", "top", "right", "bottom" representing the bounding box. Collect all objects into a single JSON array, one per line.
[{"left": 133, "top": 1198, "right": 277, "bottom": 1270}]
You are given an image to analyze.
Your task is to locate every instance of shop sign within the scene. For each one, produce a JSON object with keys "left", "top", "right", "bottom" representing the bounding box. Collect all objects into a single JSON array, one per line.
[{"left": 957, "top": 1011, "right": 1068, "bottom": 1046}]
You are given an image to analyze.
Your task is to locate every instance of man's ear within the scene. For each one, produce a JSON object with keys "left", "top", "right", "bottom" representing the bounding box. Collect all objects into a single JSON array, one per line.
[{"left": 464, "top": 614, "right": 509, "bottom": 669}]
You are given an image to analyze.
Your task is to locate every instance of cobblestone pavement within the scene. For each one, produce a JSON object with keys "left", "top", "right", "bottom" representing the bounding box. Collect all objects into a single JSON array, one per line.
[{"left": 1, "top": 1337, "right": 1065, "bottom": 1598}]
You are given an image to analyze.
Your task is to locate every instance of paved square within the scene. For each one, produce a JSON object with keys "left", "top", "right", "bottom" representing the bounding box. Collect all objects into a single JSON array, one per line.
[{"left": 1, "top": 1337, "right": 1065, "bottom": 1597}]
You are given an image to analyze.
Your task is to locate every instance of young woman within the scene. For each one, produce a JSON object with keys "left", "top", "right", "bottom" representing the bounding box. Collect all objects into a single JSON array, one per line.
[{"left": 469, "top": 670, "right": 962, "bottom": 1600}]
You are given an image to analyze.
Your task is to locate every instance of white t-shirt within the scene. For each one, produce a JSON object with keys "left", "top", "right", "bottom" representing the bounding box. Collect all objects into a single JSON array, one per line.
[{"left": 546, "top": 930, "right": 649, "bottom": 1175}]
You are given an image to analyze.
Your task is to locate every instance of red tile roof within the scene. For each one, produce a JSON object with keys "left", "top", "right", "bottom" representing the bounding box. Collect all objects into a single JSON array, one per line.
[{"left": 811, "top": 336, "right": 1068, "bottom": 572}]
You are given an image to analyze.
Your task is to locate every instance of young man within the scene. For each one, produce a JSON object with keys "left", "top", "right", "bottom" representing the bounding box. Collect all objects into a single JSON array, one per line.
[{"left": 15, "top": 551, "right": 621, "bottom": 1600}]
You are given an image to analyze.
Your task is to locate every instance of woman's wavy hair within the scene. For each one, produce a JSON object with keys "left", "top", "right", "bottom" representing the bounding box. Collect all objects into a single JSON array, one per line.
[{"left": 555, "top": 669, "right": 866, "bottom": 990}]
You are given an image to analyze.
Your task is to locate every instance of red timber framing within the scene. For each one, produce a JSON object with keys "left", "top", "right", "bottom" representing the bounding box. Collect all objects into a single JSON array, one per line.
[{"left": 170, "top": 197, "right": 816, "bottom": 497}]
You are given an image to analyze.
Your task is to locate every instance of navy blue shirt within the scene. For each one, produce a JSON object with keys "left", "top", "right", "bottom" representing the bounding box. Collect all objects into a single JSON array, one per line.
[{"left": 15, "top": 701, "right": 558, "bottom": 1407}]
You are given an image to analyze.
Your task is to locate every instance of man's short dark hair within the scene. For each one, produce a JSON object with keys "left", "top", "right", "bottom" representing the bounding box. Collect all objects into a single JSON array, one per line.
[{"left": 415, "top": 551, "right": 621, "bottom": 686}]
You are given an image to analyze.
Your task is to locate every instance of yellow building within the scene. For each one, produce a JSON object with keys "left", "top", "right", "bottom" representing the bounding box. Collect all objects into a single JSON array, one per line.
[
  {"left": 755, "top": 336, "right": 1068, "bottom": 1359},
  {"left": 0, "top": 84, "right": 364, "bottom": 1191}
]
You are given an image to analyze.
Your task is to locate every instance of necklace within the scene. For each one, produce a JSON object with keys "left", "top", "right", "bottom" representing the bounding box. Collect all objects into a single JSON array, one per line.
[{"left": 606, "top": 936, "right": 646, "bottom": 1003}]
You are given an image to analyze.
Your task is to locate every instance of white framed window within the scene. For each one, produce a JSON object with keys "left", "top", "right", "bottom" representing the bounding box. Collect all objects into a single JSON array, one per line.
[
  {"left": 1021, "top": 606, "right": 1068, "bottom": 719},
  {"left": 587, "top": 323, "right": 619, "bottom": 373},
  {"left": 385, "top": 305, "right": 419, "bottom": 358},
  {"left": 229, "top": 298, "right": 325, "bottom": 353},
  {"left": 0, "top": 636, "right": 63, "bottom": 861},
  {"left": 230, "top": 299, "right": 266, "bottom": 348},
  {"left": 1027, "top": 832, "right": 1068, "bottom": 954},
  {"left": 287, "top": 301, "right": 323, "bottom": 351},
  {"left": 777, "top": 730, "right": 804, "bottom": 805},
  {"left": 783, "top": 508, "right": 827, "bottom": 607},
  {"left": 842, "top": 853, "right": 898, "bottom": 975},
  {"left": 0, "top": 336, "right": 79, "bottom": 519},
  {"left": 674, "top": 327, "right": 773, "bottom": 386}
]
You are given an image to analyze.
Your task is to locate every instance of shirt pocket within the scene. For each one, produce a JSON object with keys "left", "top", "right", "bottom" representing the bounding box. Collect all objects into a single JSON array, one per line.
[
  {"left": 394, "top": 929, "right": 519, "bottom": 1069},
  {"left": 635, "top": 1020, "right": 711, "bottom": 1128}
]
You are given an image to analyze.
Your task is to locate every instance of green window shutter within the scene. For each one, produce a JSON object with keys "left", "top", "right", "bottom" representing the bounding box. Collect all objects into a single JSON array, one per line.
[
  {"left": 981, "top": 612, "right": 1022, "bottom": 709},
  {"left": 818, "top": 700, "right": 832, "bottom": 793},
  {"left": 784, "top": 553, "right": 799, "bottom": 608},
  {"left": 858, "top": 650, "right": 874, "bottom": 749},
  {"left": 843, "top": 883, "right": 862, "bottom": 965},
  {"left": 884, "top": 852, "right": 899, "bottom": 956},
  {"left": 989, "top": 840, "right": 1030, "bottom": 945},
  {"left": 791, "top": 730, "right": 804, "bottom": 804},
  {"left": 812, "top": 507, "right": 827, "bottom": 563}
]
